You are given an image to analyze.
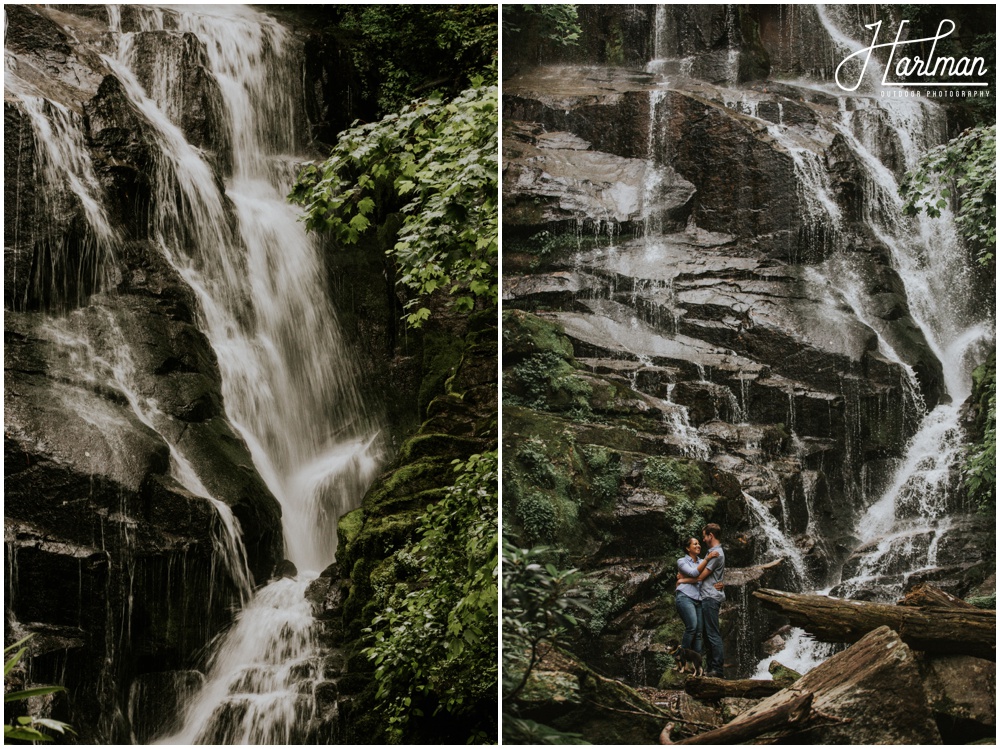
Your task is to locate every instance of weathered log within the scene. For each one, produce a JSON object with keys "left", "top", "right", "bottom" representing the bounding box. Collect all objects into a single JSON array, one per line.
[
  {"left": 898, "top": 582, "right": 977, "bottom": 609},
  {"left": 754, "top": 588, "right": 996, "bottom": 660},
  {"left": 698, "top": 627, "right": 941, "bottom": 744},
  {"left": 660, "top": 692, "right": 813, "bottom": 744},
  {"left": 684, "top": 676, "right": 792, "bottom": 700}
]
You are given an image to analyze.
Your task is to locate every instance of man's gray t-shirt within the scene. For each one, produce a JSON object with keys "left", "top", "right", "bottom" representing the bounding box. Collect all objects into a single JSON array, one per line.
[{"left": 700, "top": 544, "right": 725, "bottom": 602}]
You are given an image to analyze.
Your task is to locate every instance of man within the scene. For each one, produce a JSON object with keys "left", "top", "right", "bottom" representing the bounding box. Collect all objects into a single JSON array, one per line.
[{"left": 677, "top": 523, "right": 725, "bottom": 677}]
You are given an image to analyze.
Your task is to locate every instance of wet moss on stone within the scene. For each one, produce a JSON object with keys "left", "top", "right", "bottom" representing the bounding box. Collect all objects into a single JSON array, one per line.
[{"left": 337, "top": 508, "right": 364, "bottom": 551}]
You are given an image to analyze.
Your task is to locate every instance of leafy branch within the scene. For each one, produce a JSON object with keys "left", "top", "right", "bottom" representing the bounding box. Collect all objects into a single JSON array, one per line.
[
  {"left": 362, "top": 452, "right": 498, "bottom": 743},
  {"left": 501, "top": 541, "right": 590, "bottom": 702},
  {"left": 900, "top": 124, "right": 996, "bottom": 267},
  {"left": 291, "top": 81, "right": 498, "bottom": 327},
  {"left": 502, "top": 5, "right": 582, "bottom": 47}
]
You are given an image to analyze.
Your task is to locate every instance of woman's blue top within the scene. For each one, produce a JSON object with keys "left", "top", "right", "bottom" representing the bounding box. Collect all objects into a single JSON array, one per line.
[{"left": 676, "top": 555, "right": 702, "bottom": 601}]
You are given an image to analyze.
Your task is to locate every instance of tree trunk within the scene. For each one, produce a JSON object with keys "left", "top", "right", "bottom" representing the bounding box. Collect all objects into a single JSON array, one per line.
[
  {"left": 660, "top": 692, "right": 813, "bottom": 744},
  {"left": 753, "top": 589, "right": 996, "bottom": 660},
  {"left": 684, "top": 676, "right": 792, "bottom": 700}
]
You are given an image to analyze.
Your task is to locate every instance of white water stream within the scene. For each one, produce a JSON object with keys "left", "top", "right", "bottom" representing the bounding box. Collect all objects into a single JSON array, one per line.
[{"left": 8, "top": 4, "right": 382, "bottom": 742}]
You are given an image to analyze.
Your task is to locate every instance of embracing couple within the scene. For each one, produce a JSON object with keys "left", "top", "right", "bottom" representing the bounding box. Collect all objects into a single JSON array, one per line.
[{"left": 674, "top": 523, "right": 725, "bottom": 678}]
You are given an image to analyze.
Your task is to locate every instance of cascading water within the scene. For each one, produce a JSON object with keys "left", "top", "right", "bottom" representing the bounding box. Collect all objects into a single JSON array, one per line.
[
  {"left": 752, "top": 6, "right": 993, "bottom": 674},
  {"left": 807, "top": 6, "right": 990, "bottom": 595},
  {"left": 7, "top": 4, "right": 382, "bottom": 742},
  {"left": 105, "top": 7, "right": 380, "bottom": 742}
]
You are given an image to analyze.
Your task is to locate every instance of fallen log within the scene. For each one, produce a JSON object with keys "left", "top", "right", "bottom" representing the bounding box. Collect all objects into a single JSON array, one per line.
[
  {"left": 898, "top": 582, "right": 977, "bottom": 609},
  {"left": 754, "top": 589, "right": 996, "bottom": 660},
  {"left": 684, "top": 675, "right": 792, "bottom": 700},
  {"left": 668, "top": 627, "right": 941, "bottom": 744},
  {"left": 659, "top": 691, "right": 813, "bottom": 744}
]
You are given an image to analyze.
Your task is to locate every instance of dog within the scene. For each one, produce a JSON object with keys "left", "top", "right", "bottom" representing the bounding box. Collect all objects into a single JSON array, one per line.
[{"left": 665, "top": 640, "right": 704, "bottom": 677}]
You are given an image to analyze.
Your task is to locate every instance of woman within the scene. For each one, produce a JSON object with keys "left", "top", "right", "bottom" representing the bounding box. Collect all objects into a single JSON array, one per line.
[{"left": 674, "top": 537, "right": 719, "bottom": 654}]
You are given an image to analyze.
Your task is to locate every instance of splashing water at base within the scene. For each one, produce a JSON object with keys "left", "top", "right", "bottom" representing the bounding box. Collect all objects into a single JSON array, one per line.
[
  {"left": 752, "top": 628, "right": 838, "bottom": 679},
  {"left": 156, "top": 577, "right": 325, "bottom": 745}
]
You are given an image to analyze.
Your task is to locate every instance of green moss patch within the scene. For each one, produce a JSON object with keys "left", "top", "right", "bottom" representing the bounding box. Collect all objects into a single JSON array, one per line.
[
  {"left": 502, "top": 309, "right": 575, "bottom": 362},
  {"left": 338, "top": 508, "right": 365, "bottom": 551}
]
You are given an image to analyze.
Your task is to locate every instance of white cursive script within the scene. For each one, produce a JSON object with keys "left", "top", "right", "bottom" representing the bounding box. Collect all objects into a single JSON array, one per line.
[{"left": 835, "top": 19, "right": 989, "bottom": 92}]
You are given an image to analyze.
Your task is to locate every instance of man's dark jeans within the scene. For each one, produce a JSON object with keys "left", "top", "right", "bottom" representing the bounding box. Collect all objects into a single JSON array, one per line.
[{"left": 701, "top": 597, "right": 724, "bottom": 675}]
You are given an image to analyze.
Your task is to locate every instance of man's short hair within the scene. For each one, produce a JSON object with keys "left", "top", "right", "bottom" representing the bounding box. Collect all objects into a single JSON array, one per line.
[{"left": 703, "top": 523, "right": 722, "bottom": 540}]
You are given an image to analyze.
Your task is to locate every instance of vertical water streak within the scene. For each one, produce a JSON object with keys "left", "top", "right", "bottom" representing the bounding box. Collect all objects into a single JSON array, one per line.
[
  {"left": 7, "top": 93, "right": 117, "bottom": 307},
  {"left": 743, "top": 492, "right": 808, "bottom": 588},
  {"left": 39, "top": 314, "right": 255, "bottom": 605}
]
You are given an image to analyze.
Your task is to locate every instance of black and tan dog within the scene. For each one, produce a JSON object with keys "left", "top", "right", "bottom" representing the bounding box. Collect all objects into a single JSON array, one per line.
[{"left": 665, "top": 640, "right": 704, "bottom": 677}]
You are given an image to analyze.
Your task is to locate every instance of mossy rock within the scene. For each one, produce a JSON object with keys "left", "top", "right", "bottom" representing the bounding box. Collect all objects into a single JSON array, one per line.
[
  {"left": 512, "top": 646, "right": 664, "bottom": 745},
  {"left": 362, "top": 457, "right": 452, "bottom": 517},
  {"left": 502, "top": 309, "right": 575, "bottom": 363},
  {"left": 503, "top": 350, "right": 593, "bottom": 414},
  {"left": 768, "top": 660, "right": 802, "bottom": 683},
  {"left": 337, "top": 508, "right": 364, "bottom": 552},
  {"left": 396, "top": 432, "right": 482, "bottom": 463},
  {"left": 448, "top": 337, "right": 499, "bottom": 393},
  {"left": 519, "top": 668, "right": 581, "bottom": 706},
  {"left": 417, "top": 331, "right": 465, "bottom": 416},
  {"left": 342, "top": 557, "right": 377, "bottom": 636},
  {"left": 653, "top": 605, "right": 687, "bottom": 646},
  {"left": 657, "top": 663, "right": 687, "bottom": 689},
  {"left": 341, "top": 508, "right": 423, "bottom": 572},
  {"left": 643, "top": 456, "right": 707, "bottom": 494}
]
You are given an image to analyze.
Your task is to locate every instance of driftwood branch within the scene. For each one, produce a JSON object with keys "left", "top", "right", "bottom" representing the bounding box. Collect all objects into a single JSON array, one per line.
[
  {"left": 753, "top": 589, "right": 996, "bottom": 660},
  {"left": 684, "top": 675, "right": 792, "bottom": 700},
  {"left": 660, "top": 691, "right": 813, "bottom": 745}
]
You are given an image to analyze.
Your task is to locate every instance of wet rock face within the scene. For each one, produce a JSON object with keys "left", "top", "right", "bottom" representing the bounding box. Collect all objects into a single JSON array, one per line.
[
  {"left": 502, "top": 54, "right": 943, "bottom": 572},
  {"left": 128, "top": 31, "right": 230, "bottom": 159},
  {"left": 504, "top": 122, "right": 695, "bottom": 235},
  {"left": 4, "top": 5, "right": 294, "bottom": 742},
  {"left": 917, "top": 653, "right": 996, "bottom": 743}
]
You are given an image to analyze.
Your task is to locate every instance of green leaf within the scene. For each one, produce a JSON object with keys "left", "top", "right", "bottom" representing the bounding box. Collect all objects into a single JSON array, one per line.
[{"left": 5, "top": 686, "right": 65, "bottom": 702}]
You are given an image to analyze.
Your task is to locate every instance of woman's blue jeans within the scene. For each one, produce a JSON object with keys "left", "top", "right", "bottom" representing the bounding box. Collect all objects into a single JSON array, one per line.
[{"left": 675, "top": 591, "right": 703, "bottom": 653}]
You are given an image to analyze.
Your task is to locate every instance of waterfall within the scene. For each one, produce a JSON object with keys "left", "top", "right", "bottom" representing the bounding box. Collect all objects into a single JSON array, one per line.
[
  {"left": 7, "top": 3, "right": 382, "bottom": 741},
  {"left": 811, "top": 4, "right": 991, "bottom": 601},
  {"left": 98, "top": 4, "right": 383, "bottom": 571},
  {"left": 99, "top": 6, "right": 382, "bottom": 741},
  {"left": 745, "top": 7, "right": 993, "bottom": 675}
]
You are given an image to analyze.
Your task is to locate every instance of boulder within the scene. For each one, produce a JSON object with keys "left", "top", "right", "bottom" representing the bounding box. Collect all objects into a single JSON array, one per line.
[
  {"left": 512, "top": 646, "right": 668, "bottom": 745},
  {"left": 917, "top": 654, "right": 996, "bottom": 743}
]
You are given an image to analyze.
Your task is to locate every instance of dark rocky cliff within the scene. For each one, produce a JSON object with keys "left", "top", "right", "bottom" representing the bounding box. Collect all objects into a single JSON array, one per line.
[{"left": 4, "top": 4, "right": 451, "bottom": 743}]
